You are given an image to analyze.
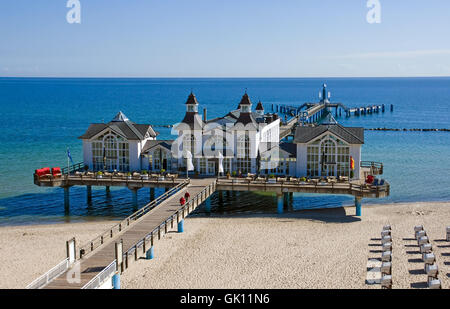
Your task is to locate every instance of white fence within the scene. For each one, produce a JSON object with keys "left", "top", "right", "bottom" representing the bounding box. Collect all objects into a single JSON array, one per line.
[
  {"left": 26, "top": 258, "right": 70, "bottom": 289},
  {"left": 82, "top": 260, "right": 117, "bottom": 289}
]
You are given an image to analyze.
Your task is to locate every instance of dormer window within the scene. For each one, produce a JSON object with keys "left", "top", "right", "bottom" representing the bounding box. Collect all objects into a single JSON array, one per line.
[{"left": 241, "top": 105, "right": 250, "bottom": 113}]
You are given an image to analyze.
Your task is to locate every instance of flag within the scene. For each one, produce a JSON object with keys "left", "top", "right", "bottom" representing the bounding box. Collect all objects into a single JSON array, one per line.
[
  {"left": 67, "top": 148, "right": 74, "bottom": 165},
  {"left": 350, "top": 156, "right": 355, "bottom": 170}
]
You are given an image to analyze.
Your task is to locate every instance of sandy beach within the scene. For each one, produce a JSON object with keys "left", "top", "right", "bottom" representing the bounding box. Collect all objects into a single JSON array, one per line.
[
  {"left": 1, "top": 202, "right": 449, "bottom": 289},
  {"left": 0, "top": 220, "right": 114, "bottom": 289}
]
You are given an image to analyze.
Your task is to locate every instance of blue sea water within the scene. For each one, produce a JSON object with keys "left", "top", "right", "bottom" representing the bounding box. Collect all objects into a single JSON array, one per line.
[{"left": 0, "top": 77, "right": 449, "bottom": 225}]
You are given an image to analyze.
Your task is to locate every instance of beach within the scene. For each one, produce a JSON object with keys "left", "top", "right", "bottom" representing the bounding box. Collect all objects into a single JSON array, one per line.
[
  {"left": 1, "top": 202, "right": 449, "bottom": 289},
  {"left": 0, "top": 220, "right": 114, "bottom": 289}
]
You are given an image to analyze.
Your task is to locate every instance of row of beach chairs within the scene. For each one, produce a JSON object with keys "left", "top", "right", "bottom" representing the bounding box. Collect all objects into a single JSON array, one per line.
[
  {"left": 380, "top": 225, "right": 393, "bottom": 289},
  {"left": 414, "top": 225, "right": 441, "bottom": 289},
  {"left": 34, "top": 167, "right": 62, "bottom": 179}
]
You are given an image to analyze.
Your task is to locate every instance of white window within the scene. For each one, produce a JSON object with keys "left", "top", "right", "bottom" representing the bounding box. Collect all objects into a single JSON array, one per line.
[{"left": 91, "top": 132, "right": 130, "bottom": 172}]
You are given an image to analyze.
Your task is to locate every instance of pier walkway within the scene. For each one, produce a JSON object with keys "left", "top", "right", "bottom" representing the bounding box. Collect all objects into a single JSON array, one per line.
[{"left": 43, "top": 178, "right": 216, "bottom": 289}]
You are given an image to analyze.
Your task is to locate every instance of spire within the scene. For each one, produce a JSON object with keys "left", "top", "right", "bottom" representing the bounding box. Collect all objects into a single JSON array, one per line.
[
  {"left": 255, "top": 101, "right": 264, "bottom": 111},
  {"left": 185, "top": 92, "right": 199, "bottom": 105},
  {"left": 111, "top": 111, "right": 129, "bottom": 122},
  {"left": 239, "top": 92, "right": 252, "bottom": 106},
  {"left": 321, "top": 83, "right": 330, "bottom": 103}
]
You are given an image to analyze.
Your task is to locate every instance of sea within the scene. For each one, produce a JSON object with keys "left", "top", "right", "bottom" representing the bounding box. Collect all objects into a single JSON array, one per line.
[{"left": 0, "top": 77, "right": 449, "bottom": 226}]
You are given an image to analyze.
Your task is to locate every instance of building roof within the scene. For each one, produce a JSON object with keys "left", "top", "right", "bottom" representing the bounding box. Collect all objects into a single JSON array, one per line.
[
  {"left": 234, "top": 112, "right": 258, "bottom": 128},
  {"left": 279, "top": 142, "right": 297, "bottom": 157},
  {"left": 78, "top": 112, "right": 158, "bottom": 140},
  {"left": 259, "top": 141, "right": 297, "bottom": 158},
  {"left": 255, "top": 101, "right": 264, "bottom": 111},
  {"left": 142, "top": 140, "right": 174, "bottom": 153},
  {"left": 177, "top": 112, "right": 204, "bottom": 130},
  {"left": 294, "top": 123, "right": 364, "bottom": 144},
  {"left": 239, "top": 93, "right": 252, "bottom": 106},
  {"left": 185, "top": 92, "right": 199, "bottom": 105}
]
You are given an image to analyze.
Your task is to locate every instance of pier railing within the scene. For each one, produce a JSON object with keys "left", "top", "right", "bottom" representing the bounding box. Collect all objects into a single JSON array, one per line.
[
  {"left": 81, "top": 260, "right": 117, "bottom": 289},
  {"left": 360, "top": 161, "right": 383, "bottom": 175},
  {"left": 78, "top": 180, "right": 190, "bottom": 259},
  {"left": 26, "top": 258, "right": 70, "bottom": 289},
  {"left": 117, "top": 180, "right": 217, "bottom": 274},
  {"left": 216, "top": 177, "right": 389, "bottom": 197},
  {"left": 62, "top": 162, "right": 85, "bottom": 175}
]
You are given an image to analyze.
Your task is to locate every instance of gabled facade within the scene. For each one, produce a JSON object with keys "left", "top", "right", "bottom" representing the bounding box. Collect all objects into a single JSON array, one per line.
[
  {"left": 79, "top": 112, "right": 158, "bottom": 172},
  {"left": 174, "top": 92, "right": 281, "bottom": 175},
  {"left": 294, "top": 113, "right": 364, "bottom": 179}
]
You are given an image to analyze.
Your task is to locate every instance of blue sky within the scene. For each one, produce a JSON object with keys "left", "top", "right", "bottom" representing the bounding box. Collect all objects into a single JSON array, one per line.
[{"left": 1, "top": 0, "right": 450, "bottom": 77}]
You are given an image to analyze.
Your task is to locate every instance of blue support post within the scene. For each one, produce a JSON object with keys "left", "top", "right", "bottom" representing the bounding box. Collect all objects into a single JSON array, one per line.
[
  {"left": 355, "top": 196, "right": 362, "bottom": 216},
  {"left": 277, "top": 194, "right": 283, "bottom": 214},
  {"left": 146, "top": 246, "right": 154, "bottom": 260},
  {"left": 112, "top": 273, "right": 121, "bottom": 289},
  {"left": 178, "top": 219, "right": 184, "bottom": 233}
]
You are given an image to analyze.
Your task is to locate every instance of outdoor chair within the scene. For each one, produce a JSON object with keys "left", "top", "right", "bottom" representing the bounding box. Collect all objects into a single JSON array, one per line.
[
  {"left": 51, "top": 167, "right": 62, "bottom": 178},
  {"left": 428, "top": 278, "right": 441, "bottom": 289}
]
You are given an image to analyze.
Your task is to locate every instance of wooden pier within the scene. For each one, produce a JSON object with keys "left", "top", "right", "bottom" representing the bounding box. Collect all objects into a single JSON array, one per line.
[
  {"left": 42, "top": 178, "right": 216, "bottom": 289},
  {"left": 216, "top": 177, "right": 389, "bottom": 199},
  {"left": 30, "top": 159, "right": 389, "bottom": 289}
]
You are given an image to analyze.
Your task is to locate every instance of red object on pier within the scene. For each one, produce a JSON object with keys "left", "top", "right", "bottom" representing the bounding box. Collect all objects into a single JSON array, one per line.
[
  {"left": 52, "top": 167, "right": 62, "bottom": 178},
  {"left": 366, "top": 175, "right": 374, "bottom": 184},
  {"left": 184, "top": 192, "right": 190, "bottom": 200},
  {"left": 180, "top": 197, "right": 186, "bottom": 206},
  {"left": 35, "top": 167, "right": 51, "bottom": 178}
]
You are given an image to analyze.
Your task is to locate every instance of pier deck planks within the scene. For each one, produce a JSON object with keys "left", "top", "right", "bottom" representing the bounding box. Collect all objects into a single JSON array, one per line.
[{"left": 44, "top": 178, "right": 215, "bottom": 289}]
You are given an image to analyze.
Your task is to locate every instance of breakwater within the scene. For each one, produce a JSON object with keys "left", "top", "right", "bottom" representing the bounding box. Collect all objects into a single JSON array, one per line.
[{"left": 365, "top": 128, "right": 450, "bottom": 132}]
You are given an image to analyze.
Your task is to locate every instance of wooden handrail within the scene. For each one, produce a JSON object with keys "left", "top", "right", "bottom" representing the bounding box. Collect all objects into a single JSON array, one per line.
[
  {"left": 78, "top": 180, "right": 189, "bottom": 258},
  {"left": 120, "top": 180, "right": 217, "bottom": 269}
]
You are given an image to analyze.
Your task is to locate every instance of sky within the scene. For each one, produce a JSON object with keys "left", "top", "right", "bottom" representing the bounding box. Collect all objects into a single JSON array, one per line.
[{"left": 1, "top": 0, "right": 450, "bottom": 77}]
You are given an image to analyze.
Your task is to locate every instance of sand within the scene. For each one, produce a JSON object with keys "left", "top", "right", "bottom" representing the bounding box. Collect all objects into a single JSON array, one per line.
[
  {"left": 1, "top": 202, "right": 449, "bottom": 289},
  {"left": 0, "top": 220, "right": 114, "bottom": 289},
  {"left": 121, "top": 201, "right": 450, "bottom": 289}
]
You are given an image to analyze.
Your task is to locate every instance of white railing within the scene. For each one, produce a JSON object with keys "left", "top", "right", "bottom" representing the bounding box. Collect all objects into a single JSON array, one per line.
[
  {"left": 26, "top": 258, "right": 70, "bottom": 289},
  {"left": 82, "top": 260, "right": 117, "bottom": 289}
]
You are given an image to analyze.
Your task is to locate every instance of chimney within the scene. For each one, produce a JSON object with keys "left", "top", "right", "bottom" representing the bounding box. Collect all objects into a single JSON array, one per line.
[{"left": 203, "top": 108, "right": 207, "bottom": 123}]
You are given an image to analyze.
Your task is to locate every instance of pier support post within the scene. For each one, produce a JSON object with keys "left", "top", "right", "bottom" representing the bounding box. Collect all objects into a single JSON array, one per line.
[
  {"left": 64, "top": 187, "right": 70, "bottom": 209},
  {"left": 145, "top": 246, "right": 154, "bottom": 260},
  {"left": 178, "top": 219, "right": 184, "bottom": 233},
  {"left": 86, "top": 185, "right": 92, "bottom": 202},
  {"left": 112, "top": 273, "right": 121, "bottom": 289},
  {"left": 106, "top": 186, "right": 110, "bottom": 193},
  {"left": 130, "top": 188, "right": 139, "bottom": 207},
  {"left": 277, "top": 194, "right": 283, "bottom": 214},
  {"left": 150, "top": 187, "right": 155, "bottom": 201},
  {"left": 355, "top": 196, "right": 362, "bottom": 217}
]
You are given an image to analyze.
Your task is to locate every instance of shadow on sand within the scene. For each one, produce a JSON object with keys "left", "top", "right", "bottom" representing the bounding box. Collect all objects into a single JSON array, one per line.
[{"left": 203, "top": 207, "right": 362, "bottom": 224}]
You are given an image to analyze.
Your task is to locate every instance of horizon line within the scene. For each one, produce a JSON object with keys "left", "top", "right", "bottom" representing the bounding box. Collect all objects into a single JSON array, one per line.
[{"left": 1, "top": 75, "right": 450, "bottom": 79}]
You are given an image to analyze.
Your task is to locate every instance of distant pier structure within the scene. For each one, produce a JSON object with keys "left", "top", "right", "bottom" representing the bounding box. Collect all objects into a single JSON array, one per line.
[{"left": 272, "top": 84, "right": 393, "bottom": 125}]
